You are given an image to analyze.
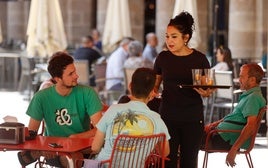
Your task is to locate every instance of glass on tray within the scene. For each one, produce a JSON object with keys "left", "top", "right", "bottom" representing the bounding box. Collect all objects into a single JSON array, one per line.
[
  {"left": 192, "top": 69, "right": 202, "bottom": 85},
  {"left": 204, "top": 69, "right": 215, "bottom": 85}
]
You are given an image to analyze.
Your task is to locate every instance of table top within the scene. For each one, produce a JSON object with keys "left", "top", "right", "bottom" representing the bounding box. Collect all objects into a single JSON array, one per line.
[{"left": 0, "top": 136, "right": 93, "bottom": 153}]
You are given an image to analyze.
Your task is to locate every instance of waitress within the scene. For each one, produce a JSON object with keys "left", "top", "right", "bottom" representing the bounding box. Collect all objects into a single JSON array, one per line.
[{"left": 154, "top": 11, "right": 213, "bottom": 168}]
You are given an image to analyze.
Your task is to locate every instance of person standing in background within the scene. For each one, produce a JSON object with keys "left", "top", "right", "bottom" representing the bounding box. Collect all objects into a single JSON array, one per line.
[
  {"left": 154, "top": 11, "right": 212, "bottom": 168},
  {"left": 142, "top": 32, "right": 158, "bottom": 63}
]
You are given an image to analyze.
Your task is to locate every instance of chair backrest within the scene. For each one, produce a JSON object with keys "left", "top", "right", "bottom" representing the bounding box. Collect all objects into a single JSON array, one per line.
[
  {"left": 202, "top": 106, "right": 267, "bottom": 168},
  {"left": 94, "top": 62, "right": 107, "bottom": 92},
  {"left": 123, "top": 68, "right": 136, "bottom": 94},
  {"left": 214, "top": 70, "right": 234, "bottom": 100},
  {"left": 74, "top": 59, "right": 89, "bottom": 85},
  {"left": 20, "top": 56, "right": 36, "bottom": 75},
  {"left": 104, "top": 133, "right": 166, "bottom": 168},
  {"left": 245, "top": 106, "right": 267, "bottom": 152}
]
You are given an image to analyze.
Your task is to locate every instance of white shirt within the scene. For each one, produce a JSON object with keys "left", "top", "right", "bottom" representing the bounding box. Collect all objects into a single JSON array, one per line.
[
  {"left": 212, "top": 62, "right": 229, "bottom": 71},
  {"left": 105, "top": 47, "right": 128, "bottom": 90},
  {"left": 142, "top": 44, "right": 157, "bottom": 63},
  {"left": 124, "top": 57, "right": 153, "bottom": 69}
]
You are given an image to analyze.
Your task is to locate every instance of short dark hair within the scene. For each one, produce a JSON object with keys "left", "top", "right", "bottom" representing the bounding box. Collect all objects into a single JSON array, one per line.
[
  {"left": 131, "top": 68, "right": 156, "bottom": 98},
  {"left": 82, "top": 35, "right": 94, "bottom": 43},
  {"left": 47, "top": 52, "right": 74, "bottom": 78}
]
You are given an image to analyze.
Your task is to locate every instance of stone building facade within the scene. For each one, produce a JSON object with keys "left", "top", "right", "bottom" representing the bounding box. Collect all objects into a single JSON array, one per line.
[{"left": 0, "top": 0, "right": 267, "bottom": 62}]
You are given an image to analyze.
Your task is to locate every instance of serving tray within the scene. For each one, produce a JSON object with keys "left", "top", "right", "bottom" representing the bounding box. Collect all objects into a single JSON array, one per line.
[{"left": 178, "top": 85, "right": 231, "bottom": 89}]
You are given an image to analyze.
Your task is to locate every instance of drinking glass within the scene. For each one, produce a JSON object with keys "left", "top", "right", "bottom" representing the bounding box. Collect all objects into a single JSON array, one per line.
[
  {"left": 192, "top": 69, "right": 202, "bottom": 85},
  {"left": 204, "top": 69, "right": 215, "bottom": 85}
]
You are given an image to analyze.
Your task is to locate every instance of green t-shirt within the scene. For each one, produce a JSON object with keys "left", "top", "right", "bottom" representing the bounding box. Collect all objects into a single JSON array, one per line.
[
  {"left": 26, "top": 85, "right": 102, "bottom": 137},
  {"left": 217, "top": 87, "right": 266, "bottom": 149}
]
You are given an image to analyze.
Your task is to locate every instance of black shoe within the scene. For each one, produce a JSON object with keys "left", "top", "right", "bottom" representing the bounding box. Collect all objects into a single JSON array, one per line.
[{"left": 17, "top": 150, "right": 37, "bottom": 166}]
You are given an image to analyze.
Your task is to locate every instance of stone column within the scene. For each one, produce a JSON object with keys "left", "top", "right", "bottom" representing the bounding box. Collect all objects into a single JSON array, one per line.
[
  {"left": 96, "top": 0, "right": 108, "bottom": 35},
  {"left": 0, "top": 3, "right": 7, "bottom": 42},
  {"left": 155, "top": 0, "right": 208, "bottom": 53},
  {"left": 6, "top": 2, "right": 30, "bottom": 43},
  {"left": 155, "top": 0, "right": 174, "bottom": 52},
  {"left": 229, "top": 0, "right": 264, "bottom": 60},
  {"left": 60, "top": 0, "right": 96, "bottom": 47}
]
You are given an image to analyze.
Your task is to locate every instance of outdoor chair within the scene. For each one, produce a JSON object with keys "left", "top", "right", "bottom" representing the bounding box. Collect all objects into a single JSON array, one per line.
[
  {"left": 18, "top": 56, "right": 43, "bottom": 100},
  {"left": 201, "top": 106, "right": 267, "bottom": 168},
  {"left": 94, "top": 62, "right": 124, "bottom": 105},
  {"left": 208, "top": 71, "right": 237, "bottom": 123},
  {"left": 77, "top": 133, "right": 168, "bottom": 168},
  {"left": 123, "top": 67, "right": 136, "bottom": 94},
  {"left": 74, "top": 59, "right": 91, "bottom": 86}
]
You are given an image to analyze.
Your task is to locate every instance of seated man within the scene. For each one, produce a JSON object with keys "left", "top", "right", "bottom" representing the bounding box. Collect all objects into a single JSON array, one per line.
[
  {"left": 105, "top": 37, "right": 134, "bottom": 91},
  {"left": 142, "top": 32, "right": 158, "bottom": 63},
  {"left": 17, "top": 52, "right": 103, "bottom": 167},
  {"left": 91, "top": 68, "right": 170, "bottom": 165},
  {"left": 73, "top": 35, "right": 102, "bottom": 86},
  {"left": 202, "top": 63, "right": 266, "bottom": 167}
]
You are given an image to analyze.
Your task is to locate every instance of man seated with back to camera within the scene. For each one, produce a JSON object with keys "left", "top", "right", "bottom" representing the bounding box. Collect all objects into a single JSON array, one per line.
[
  {"left": 17, "top": 52, "right": 103, "bottom": 168},
  {"left": 198, "top": 63, "right": 266, "bottom": 167},
  {"left": 91, "top": 68, "right": 170, "bottom": 167}
]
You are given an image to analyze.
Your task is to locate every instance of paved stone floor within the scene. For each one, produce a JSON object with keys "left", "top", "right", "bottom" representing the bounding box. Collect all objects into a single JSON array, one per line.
[{"left": 0, "top": 91, "right": 267, "bottom": 167}]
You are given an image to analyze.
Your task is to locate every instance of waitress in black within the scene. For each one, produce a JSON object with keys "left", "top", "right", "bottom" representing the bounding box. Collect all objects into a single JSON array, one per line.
[{"left": 154, "top": 11, "right": 213, "bottom": 168}]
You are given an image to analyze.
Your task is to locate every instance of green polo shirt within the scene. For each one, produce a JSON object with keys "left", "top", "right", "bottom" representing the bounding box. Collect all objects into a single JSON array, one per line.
[{"left": 217, "top": 87, "right": 266, "bottom": 149}]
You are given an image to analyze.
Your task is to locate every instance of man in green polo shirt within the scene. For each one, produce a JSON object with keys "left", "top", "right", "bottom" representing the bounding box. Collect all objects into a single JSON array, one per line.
[{"left": 203, "top": 63, "right": 266, "bottom": 167}]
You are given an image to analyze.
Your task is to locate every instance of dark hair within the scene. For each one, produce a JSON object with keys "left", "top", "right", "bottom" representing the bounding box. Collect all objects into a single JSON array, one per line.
[
  {"left": 242, "top": 63, "right": 264, "bottom": 84},
  {"left": 131, "top": 68, "right": 156, "bottom": 98},
  {"left": 218, "top": 46, "right": 234, "bottom": 70},
  {"left": 47, "top": 52, "right": 74, "bottom": 78},
  {"left": 82, "top": 35, "right": 94, "bottom": 43},
  {"left": 168, "top": 11, "right": 195, "bottom": 43}
]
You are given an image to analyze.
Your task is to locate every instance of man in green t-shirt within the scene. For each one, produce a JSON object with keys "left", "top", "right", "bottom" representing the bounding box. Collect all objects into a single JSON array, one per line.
[
  {"left": 203, "top": 63, "right": 266, "bottom": 167},
  {"left": 18, "top": 52, "right": 103, "bottom": 167}
]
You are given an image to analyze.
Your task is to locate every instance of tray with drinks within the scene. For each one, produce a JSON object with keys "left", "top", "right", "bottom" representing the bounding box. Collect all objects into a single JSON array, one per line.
[{"left": 178, "top": 85, "right": 231, "bottom": 89}]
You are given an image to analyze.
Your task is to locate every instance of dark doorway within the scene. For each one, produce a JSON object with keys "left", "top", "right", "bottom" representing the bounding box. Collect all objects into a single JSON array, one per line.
[
  {"left": 144, "top": 0, "right": 156, "bottom": 45},
  {"left": 208, "top": 0, "right": 229, "bottom": 66}
]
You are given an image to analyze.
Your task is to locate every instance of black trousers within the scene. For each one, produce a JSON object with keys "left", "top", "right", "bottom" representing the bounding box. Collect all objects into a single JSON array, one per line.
[{"left": 164, "top": 120, "right": 204, "bottom": 168}]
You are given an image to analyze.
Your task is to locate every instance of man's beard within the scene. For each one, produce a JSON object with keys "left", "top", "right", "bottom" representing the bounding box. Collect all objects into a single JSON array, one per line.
[{"left": 64, "top": 82, "right": 78, "bottom": 89}]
